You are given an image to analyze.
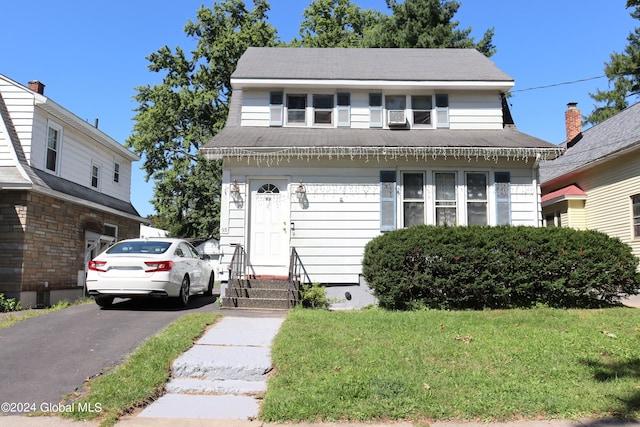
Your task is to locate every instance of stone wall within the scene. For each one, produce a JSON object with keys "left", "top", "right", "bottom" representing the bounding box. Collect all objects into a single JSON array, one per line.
[{"left": 0, "top": 190, "right": 140, "bottom": 297}]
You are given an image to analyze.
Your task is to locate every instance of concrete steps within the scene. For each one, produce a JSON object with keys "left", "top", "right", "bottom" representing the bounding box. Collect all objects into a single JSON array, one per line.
[{"left": 222, "top": 278, "right": 299, "bottom": 310}]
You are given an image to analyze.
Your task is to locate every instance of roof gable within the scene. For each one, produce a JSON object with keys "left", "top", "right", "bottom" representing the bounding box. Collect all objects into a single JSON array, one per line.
[{"left": 232, "top": 47, "right": 514, "bottom": 84}]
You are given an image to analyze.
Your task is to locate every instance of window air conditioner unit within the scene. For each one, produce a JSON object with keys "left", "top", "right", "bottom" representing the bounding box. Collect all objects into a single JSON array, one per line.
[{"left": 388, "top": 110, "right": 406, "bottom": 125}]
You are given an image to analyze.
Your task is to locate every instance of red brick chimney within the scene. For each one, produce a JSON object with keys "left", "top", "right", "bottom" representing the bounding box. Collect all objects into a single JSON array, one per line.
[
  {"left": 565, "top": 102, "right": 581, "bottom": 142},
  {"left": 28, "top": 80, "right": 45, "bottom": 95}
]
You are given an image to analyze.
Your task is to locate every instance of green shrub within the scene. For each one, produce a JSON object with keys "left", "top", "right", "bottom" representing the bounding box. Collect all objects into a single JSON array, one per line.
[
  {"left": 300, "top": 283, "right": 330, "bottom": 309},
  {"left": 362, "top": 225, "right": 640, "bottom": 310},
  {"left": 0, "top": 293, "right": 22, "bottom": 313}
]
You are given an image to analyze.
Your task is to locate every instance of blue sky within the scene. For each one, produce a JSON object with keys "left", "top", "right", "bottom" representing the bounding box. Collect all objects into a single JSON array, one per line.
[{"left": 1, "top": 1, "right": 635, "bottom": 218}]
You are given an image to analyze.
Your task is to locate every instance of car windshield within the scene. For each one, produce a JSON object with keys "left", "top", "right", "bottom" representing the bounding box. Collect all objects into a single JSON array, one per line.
[{"left": 106, "top": 241, "right": 172, "bottom": 254}]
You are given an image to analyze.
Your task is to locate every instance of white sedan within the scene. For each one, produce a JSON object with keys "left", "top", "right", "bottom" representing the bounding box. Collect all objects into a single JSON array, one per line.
[{"left": 86, "top": 238, "right": 215, "bottom": 308}]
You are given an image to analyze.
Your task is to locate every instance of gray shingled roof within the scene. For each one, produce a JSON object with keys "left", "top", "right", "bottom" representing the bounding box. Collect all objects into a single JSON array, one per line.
[
  {"left": 540, "top": 102, "right": 640, "bottom": 184},
  {"left": 232, "top": 47, "right": 514, "bottom": 82}
]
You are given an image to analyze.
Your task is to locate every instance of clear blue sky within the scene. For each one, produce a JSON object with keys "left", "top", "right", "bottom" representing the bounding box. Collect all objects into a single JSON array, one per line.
[{"left": 1, "top": 1, "right": 635, "bottom": 218}]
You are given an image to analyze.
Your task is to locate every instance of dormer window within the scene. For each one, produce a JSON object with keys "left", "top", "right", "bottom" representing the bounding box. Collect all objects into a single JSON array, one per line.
[
  {"left": 313, "top": 94, "right": 334, "bottom": 125},
  {"left": 287, "top": 94, "right": 306, "bottom": 125}
]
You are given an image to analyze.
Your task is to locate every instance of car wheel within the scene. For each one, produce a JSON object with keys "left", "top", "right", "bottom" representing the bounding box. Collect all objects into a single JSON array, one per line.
[
  {"left": 95, "top": 296, "right": 114, "bottom": 308},
  {"left": 177, "top": 275, "right": 190, "bottom": 307},
  {"left": 203, "top": 273, "right": 214, "bottom": 296}
]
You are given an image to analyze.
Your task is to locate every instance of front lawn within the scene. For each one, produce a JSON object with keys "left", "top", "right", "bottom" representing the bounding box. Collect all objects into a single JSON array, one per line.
[{"left": 263, "top": 307, "right": 640, "bottom": 423}]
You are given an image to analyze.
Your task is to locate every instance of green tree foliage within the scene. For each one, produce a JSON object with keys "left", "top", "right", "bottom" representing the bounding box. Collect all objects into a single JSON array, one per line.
[
  {"left": 127, "top": 0, "right": 277, "bottom": 238},
  {"left": 585, "top": 0, "right": 640, "bottom": 125},
  {"left": 362, "top": 0, "right": 496, "bottom": 56},
  {"left": 291, "top": 0, "right": 381, "bottom": 47}
]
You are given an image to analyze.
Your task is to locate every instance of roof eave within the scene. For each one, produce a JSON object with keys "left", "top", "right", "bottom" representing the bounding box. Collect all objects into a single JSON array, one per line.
[{"left": 231, "top": 78, "right": 515, "bottom": 91}]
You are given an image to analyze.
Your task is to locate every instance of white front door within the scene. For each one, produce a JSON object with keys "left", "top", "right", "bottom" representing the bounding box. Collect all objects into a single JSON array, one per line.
[{"left": 249, "top": 179, "right": 290, "bottom": 276}]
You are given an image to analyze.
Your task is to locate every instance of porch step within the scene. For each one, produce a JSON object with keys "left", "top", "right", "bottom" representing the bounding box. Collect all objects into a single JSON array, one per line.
[{"left": 222, "top": 278, "right": 299, "bottom": 310}]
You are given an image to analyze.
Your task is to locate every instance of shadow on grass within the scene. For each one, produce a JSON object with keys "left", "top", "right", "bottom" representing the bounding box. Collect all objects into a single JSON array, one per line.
[{"left": 581, "top": 357, "right": 640, "bottom": 421}]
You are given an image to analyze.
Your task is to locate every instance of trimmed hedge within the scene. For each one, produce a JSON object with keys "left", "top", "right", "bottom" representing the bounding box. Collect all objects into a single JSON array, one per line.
[{"left": 362, "top": 225, "right": 640, "bottom": 310}]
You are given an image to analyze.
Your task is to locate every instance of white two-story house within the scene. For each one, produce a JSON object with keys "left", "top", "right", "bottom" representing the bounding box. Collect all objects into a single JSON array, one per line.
[
  {"left": 0, "top": 75, "right": 144, "bottom": 307},
  {"left": 201, "top": 48, "right": 562, "bottom": 294}
]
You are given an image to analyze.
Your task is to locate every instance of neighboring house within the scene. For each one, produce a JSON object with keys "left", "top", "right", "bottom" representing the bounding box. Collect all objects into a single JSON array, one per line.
[
  {"left": 540, "top": 102, "right": 640, "bottom": 261},
  {"left": 0, "top": 75, "right": 144, "bottom": 307},
  {"left": 201, "top": 47, "right": 562, "bottom": 293}
]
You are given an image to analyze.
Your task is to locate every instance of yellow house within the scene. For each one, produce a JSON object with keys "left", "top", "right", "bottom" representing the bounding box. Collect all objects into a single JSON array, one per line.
[{"left": 540, "top": 102, "right": 640, "bottom": 261}]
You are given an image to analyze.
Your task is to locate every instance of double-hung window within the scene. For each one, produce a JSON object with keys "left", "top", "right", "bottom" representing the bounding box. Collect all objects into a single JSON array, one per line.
[
  {"left": 113, "top": 160, "right": 121, "bottom": 183},
  {"left": 386, "top": 95, "right": 406, "bottom": 126},
  {"left": 337, "top": 93, "right": 350, "bottom": 127},
  {"left": 270, "top": 91, "right": 284, "bottom": 126},
  {"left": 495, "top": 172, "right": 511, "bottom": 225},
  {"left": 435, "top": 172, "right": 457, "bottom": 225},
  {"left": 435, "top": 94, "right": 449, "bottom": 128},
  {"left": 632, "top": 194, "right": 640, "bottom": 238},
  {"left": 313, "top": 94, "right": 334, "bottom": 125},
  {"left": 369, "top": 93, "right": 383, "bottom": 128},
  {"left": 403, "top": 172, "right": 425, "bottom": 227},
  {"left": 380, "top": 171, "right": 397, "bottom": 231},
  {"left": 287, "top": 94, "right": 306, "bottom": 125},
  {"left": 91, "top": 162, "right": 100, "bottom": 189},
  {"left": 411, "top": 95, "right": 433, "bottom": 127},
  {"left": 466, "top": 172, "right": 488, "bottom": 225},
  {"left": 46, "top": 121, "right": 63, "bottom": 173}
]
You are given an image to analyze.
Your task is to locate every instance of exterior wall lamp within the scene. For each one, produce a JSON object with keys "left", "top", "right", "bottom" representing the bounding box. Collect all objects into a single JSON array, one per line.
[
  {"left": 296, "top": 181, "right": 306, "bottom": 201},
  {"left": 230, "top": 179, "right": 241, "bottom": 200}
]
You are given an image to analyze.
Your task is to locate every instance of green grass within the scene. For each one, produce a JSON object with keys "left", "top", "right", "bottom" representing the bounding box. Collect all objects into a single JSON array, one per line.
[
  {"left": 60, "top": 312, "right": 220, "bottom": 427},
  {"left": 262, "top": 307, "right": 640, "bottom": 423}
]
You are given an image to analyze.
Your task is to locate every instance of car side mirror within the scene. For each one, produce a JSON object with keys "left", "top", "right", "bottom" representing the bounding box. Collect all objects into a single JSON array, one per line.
[{"left": 201, "top": 254, "right": 211, "bottom": 260}]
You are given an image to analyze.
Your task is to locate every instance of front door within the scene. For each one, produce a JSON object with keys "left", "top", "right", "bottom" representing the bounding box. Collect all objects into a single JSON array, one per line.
[{"left": 249, "top": 179, "right": 290, "bottom": 277}]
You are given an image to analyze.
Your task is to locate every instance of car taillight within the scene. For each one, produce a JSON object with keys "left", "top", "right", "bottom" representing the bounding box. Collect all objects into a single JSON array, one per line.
[
  {"left": 88, "top": 260, "right": 107, "bottom": 272},
  {"left": 144, "top": 261, "right": 174, "bottom": 272}
]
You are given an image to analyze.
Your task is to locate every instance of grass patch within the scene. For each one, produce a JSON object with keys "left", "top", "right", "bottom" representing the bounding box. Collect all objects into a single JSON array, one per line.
[
  {"left": 60, "top": 312, "right": 220, "bottom": 427},
  {"left": 263, "top": 307, "right": 640, "bottom": 423},
  {"left": 0, "top": 299, "right": 91, "bottom": 329}
]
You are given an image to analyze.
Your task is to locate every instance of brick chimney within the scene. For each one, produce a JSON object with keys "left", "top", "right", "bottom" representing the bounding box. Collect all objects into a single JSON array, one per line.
[
  {"left": 28, "top": 80, "right": 45, "bottom": 95},
  {"left": 565, "top": 102, "right": 582, "bottom": 142}
]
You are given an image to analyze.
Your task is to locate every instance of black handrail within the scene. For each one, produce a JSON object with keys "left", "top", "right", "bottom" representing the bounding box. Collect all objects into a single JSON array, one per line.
[
  {"left": 229, "top": 244, "right": 246, "bottom": 288},
  {"left": 288, "top": 247, "right": 312, "bottom": 307}
]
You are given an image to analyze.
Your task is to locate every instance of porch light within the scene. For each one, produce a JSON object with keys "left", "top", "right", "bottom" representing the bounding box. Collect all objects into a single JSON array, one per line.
[
  {"left": 296, "top": 181, "right": 306, "bottom": 201},
  {"left": 230, "top": 179, "right": 241, "bottom": 200}
]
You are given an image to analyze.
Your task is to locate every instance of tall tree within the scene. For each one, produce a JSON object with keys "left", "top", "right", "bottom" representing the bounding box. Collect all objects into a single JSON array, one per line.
[
  {"left": 127, "top": 0, "right": 277, "bottom": 238},
  {"left": 585, "top": 0, "right": 640, "bottom": 125},
  {"left": 291, "top": 0, "right": 380, "bottom": 47},
  {"left": 362, "top": 0, "right": 496, "bottom": 57}
]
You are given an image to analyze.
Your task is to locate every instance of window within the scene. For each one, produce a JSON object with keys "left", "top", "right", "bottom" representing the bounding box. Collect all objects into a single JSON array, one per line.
[
  {"left": 258, "top": 183, "right": 280, "bottom": 194},
  {"left": 104, "top": 223, "right": 118, "bottom": 241},
  {"left": 46, "top": 121, "right": 62, "bottom": 173},
  {"left": 287, "top": 94, "right": 306, "bottom": 124},
  {"left": 403, "top": 173, "right": 425, "bottom": 227},
  {"left": 91, "top": 163, "right": 100, "bottom": 189},
  {"left": 113, "top": 161, "right": 120, "bottom": 183},
  {"left": 386, "top": 95, "right": 406, "bottom": 126},
  {"left": 369, "top": 93, "right": 383, "bottom": 128},
  {"left": 270, "top": 92, "right": 283, "bottom": 126},
  {"left": 466, "top": 173, "right": 488, "bottom": 225},
  {"left": 313, "top": 94, "right": 334, "bottom": 125},
  {"left": 380, "top": 171, "right": 396, "bottom": 231},
  {"left": 337, "top": 93, "right": 350, "bottom": 127},
  {"left": 411, "top": 96, "right": 432, "bottom": 126},
  {"left": 633, "top": 195, "right": 640, "bottom": 238},
  {"left": 435, "top": 172, "right": 456, "bottom": 225},
  {"left": 495, "top": 172, "right": 511, "bottom": 225},
  {"left": 436, "top": 94, "right": 449, "bottom": 128}
]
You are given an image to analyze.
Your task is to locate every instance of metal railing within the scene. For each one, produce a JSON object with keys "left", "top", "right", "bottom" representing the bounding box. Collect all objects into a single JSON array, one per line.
[
  {"left": 229, "top": 244, "right": 247, "bottom": 288},
  {"left": 288, "top": 247, "right": 312, "bottom": 307}
]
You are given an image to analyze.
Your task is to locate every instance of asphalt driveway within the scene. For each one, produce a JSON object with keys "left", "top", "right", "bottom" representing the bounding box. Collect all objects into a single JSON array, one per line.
[{"left": 0, "top": 295, "right": 220, "bottom": 414}]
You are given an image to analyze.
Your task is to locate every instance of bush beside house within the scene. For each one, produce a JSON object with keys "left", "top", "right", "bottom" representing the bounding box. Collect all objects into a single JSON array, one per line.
[{"left": 362, "top": 225, "right": 640, "bottom": 310}]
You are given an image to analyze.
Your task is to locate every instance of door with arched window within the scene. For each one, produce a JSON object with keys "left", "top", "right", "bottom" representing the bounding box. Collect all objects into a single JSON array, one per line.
[{"left": 249, "top": 179, "right": 290, "bottom": 276}]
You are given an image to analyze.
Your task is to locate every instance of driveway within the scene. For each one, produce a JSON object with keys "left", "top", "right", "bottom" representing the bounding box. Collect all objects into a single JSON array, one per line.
[{"left": 0, "top": 295, "right": 220, "bottom": 414}]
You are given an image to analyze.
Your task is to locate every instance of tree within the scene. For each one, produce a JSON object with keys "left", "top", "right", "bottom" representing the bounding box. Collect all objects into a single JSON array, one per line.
[
  {"left": 127, "top": 0, "right": 277, "bottom": 238},
  {"left": 291, "top": 0, "right": 381, "bottom": 47},
  {"left": 362, "top": 0, "right": 496, "bottom": 57},
  {"left": 585, "top": 0, "right": 640, "bottom": 125}
]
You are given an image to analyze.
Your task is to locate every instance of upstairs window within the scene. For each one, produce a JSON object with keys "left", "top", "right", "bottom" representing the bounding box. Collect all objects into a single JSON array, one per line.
[
  {"left": 633, "top": 194, "right": 640, "bottom": 238},
  {"left": 113, "top": 161, "right": 121, "bottom": 183},
  {"left": 287, "top": 94, "right": 306, "bottom": 125},
  {"left": 337, "top": 93, "right": 350, "bottom": 127},
  {"left": 412, "top": 95, "right": 433, "bottom": 127},
  {"left": 313, "top": 94, "right": 334, "bottom": 125},
  {"left": 91, "top": 163, "right": 100, "bottom": 189},
  {"left": 436, "top": 94, "right": 449, "bottom": 128},
  {"left": 369, "top": 93, "right": 383, "bottom": 128},
  {"left": 385, "top": 95, "right": 406, "bottom": 126},
  {"left": 270, "top": 91, "right": 284, "bottom": 126},
  {"left": 46, "top": 121, "right": 62, "bottom": 173}
]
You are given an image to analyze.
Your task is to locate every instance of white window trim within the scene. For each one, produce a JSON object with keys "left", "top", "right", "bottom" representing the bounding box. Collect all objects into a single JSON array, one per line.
[
  {"left": 45, "top": 119, "right": 63, "bottom": 175},
  {"left": 113, "top": 159, "right": 121, "bottom": 184},
  {"left": 286, "top": 94, "right": 307, "bottom": 126},
  {"left": 465, "top": 172, "right": 489, "bottom": 226},
  {"left": 410, "top": 95, "right": 435, "bottom": 129},
  {"left": 312, "top": 94, "right": 334, "bottom": 127},
  {"left": 91, "top": 161, "right": 101, "bottom": 190}
]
